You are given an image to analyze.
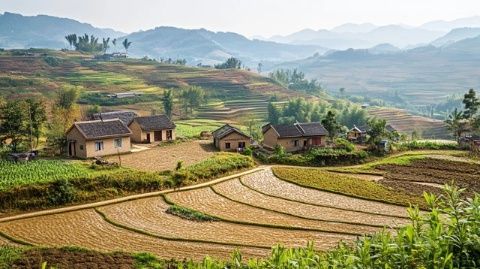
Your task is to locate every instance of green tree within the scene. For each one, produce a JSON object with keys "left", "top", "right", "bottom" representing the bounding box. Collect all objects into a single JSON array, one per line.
[
  {"left": 214, "top": 57, "right": 242, "bottom": 69},
  {"left": 321, "top": 111, "right": 341, "bottom": 141},
  {"left": 462, "top": 88, "right": 479, "bottom": 119},
  {"left": 445, "top": 108, "right": 468, "bottom": 140},
  {"left": 180, "top": 86, "right": 206, "bottom": 116},
  {"left": 367, "top": 118, "right": 387, "bottom": 145},
  {"left": 64, "top": 34, "right": 77, "bottom": 50},
  {"left": 242, "top": 114, "right": 262, "bottom": 141},
  {"left": 267, "top": 102, "right": 280, "bottom": 124},
  {"left": 112, "top": 38, "right": 117, "bottom": 52},
  {"left": 54, "top": 87, "right": 79, "bottom": 132},
  {"left": 25, "top": 99, "right": 47, "bottom": 150},
  {"left": 163, "top": 90, "right": 174, "bottom": 118},
  {"left": 0, "top": 100, "right": 28, "bottom": 152},
  {"left": 102, "top": 37, "right": 110, "bottom": 53},
  {"left": 122, "top": 38, "right": 132, "bottom": 55}
]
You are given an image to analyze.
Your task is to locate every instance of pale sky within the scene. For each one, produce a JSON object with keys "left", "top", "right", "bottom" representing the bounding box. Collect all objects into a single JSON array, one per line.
[{"left": 1, "top": 0, "right": 479, "bottom": 37}]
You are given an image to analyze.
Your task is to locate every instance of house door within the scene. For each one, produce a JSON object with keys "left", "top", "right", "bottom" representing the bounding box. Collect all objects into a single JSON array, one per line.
[
  {"left": 312, "top": 137, "right": 322, "bottom": 145},
  {"left": 68, "top": 142, "right": 76, "bottom": 157},
  {"left": 154, "top": 131, "right": 162, "bottom": 141},
  {"left": 146, "top": 133, "right": 151, "bottom": 143}
]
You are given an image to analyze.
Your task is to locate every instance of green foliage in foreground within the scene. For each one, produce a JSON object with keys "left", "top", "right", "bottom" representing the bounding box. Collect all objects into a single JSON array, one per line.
[
  {"left": 166, "top": 204, "right": 218, "bottom": 222},
  {"left": 272, "top": 166, "right": 425, "bottom": 208},
  {"left": 137, "top": 186, "right": 480, "bottom": 268}
]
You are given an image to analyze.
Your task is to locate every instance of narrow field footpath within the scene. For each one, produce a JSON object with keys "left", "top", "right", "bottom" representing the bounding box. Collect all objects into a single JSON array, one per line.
[{"left": 0, "top": 167, "right": 267, "bottom": 223}]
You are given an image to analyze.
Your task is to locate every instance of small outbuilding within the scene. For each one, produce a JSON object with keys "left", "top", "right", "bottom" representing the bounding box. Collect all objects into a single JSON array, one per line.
[
  {"left": 212, "top": 124, "right": 251, "bottom": 151},
  {"left": 66, "top": 119, "right": 132, "bottom": 159},
  {"left": 347, "top": 125, "right": 368, "bottom": 143},
  {"left": 262, "top": 122, "right": 327, "bottom": 152},
  {"left": 128, "top": 115, "right": 176, "bottom": 143}
]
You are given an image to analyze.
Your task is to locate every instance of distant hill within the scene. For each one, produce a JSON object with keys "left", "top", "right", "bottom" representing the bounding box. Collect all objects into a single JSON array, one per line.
[
  {"left": 432, "top": 27, "right": 480, "bottom": 47},
  {"left": 267, "top": 25, "right": 443, "bottom": 50},
  {"left": 0, "top": 12, "right": 124, "bottom": 49},
  {"left": 273, "top": 40, "right": 480, "bottom": 106},
  {"left": 420, "top": 16, "right": 480, "bottom": 32},
  {"left": 124, "top": 27, "right": 327, "bottom": 66}
]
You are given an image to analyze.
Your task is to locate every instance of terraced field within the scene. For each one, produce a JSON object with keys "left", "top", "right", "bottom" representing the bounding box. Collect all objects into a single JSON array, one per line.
[
  {"left": 0, "top": 167, "right": 411, "bottom": 261},
  {"left": 368, "top": 107, "right": 449, "bottom": 139}
]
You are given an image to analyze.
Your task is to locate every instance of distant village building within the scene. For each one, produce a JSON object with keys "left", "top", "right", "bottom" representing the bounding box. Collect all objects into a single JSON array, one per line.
[
  {"left": 262, "top": 122, "right": 327, "bottom": 152},
  {"left": 347, "top": 125, "right": 368, "bottom": 143},
  {"left": 92, "top": 111, "right": 139, "bottom": 125},
  {"left": 106, "top": 92, "right": 142, "bottom": 99},
  {"left": 459, "top": 135, "right": 480, "bottom": 151},
  {"left": 66, "top": 119, "right": 132, "bottom": 159},
  {"left": 212, "top": 124, "right": 251, "bottom": 151},
  {"left": 128, "top": 115, "right": 176, "bottom": 143}
]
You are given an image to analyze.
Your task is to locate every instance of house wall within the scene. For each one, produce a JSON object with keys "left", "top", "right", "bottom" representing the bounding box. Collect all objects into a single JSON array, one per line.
[
  {"left": 217, "top": 132, "right": 251, "bottom": 151},
  {"left": 66, "top": 127, "right": 87, "bottom": 159},
  {"left": 129, "top": 121, "right": 176, "bottom": 143},
  {"left": 129, "top": 121, "right": 144, "bottom": 143},
  {"left": 66, "top": 126, "right": 131, "bottom": 159},
  {"left": 262, "top": 127, "right": 326, "bottom": 152}
]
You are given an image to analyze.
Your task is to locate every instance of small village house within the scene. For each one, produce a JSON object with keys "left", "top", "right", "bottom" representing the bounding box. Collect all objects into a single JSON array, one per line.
[
  {"left": 262, "top": 122, "right": 327, "bottom": 152},
  {"left": 92, "top": 111, "right": 139, "bottom": 125},
  {"left": 212, "top": 124, "right": 251, "bottom": 151},
  {"left": 347, "top": 125, "right": 368, "bottom": 143},
  {"left": 66, "top": 119, "right": 132, "bottom": 159},
  {"left": 128, "top": 115, "right": 176, "bottom": 143}
]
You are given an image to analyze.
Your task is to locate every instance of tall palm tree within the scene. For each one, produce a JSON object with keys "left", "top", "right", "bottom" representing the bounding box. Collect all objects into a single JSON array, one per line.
[
  {"left": 112, "top": 38, "right": 117, "bottom": 52},
  {"left": 102, "top": 37, "right": 110, "bottom": 53},
  {"left": 122, "top": 38, "right": 132, "bottom": 55},
  {"left": 64, "top": 34, "right": 77, "bottom": 50},
  {"left": 445, "top": 108, "right": 467, "bottom": 140}
]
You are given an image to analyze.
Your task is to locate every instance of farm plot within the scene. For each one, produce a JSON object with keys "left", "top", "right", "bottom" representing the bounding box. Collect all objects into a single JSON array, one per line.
[
  {"left": 0, "top": 210, "right": 267, "bottom": 260},
  {"left": 214, "top": 179, "right": 407, "bottom": 228},
  {"left": 376, "top": 158, "right": 480, "bottom": 197},
  {"left": 98, "top": 196, "right": 353, "bottom": 249},
  {"left": 241, "top": 169, "right": 408, "bottom": 218},
  {"left": 106, "top": 140, "right": 216, "bottom": 172},
  {"left": 167, "top": 186, "right": 374, "bottom": 235}
]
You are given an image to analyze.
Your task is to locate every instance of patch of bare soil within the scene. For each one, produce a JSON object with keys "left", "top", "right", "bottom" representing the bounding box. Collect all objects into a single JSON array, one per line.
[
  {"left": 377, "top": 158, "right": 480, "bottom": 196},
  {"left": 107, "top": 140, "right": 216, "bottom": 172},
  {"left": 11, "top": 248, "right": 135, "bottom": 269}
]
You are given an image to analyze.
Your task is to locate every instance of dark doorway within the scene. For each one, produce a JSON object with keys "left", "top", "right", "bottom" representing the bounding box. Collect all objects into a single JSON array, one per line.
[
  {"left": 154, "top": 131, "right": 162, "bottom": 141},
  {"left": 146, "top": 133, "right": 151, "bottom": 143},
  {"left": 68, "top": 142, "right": 76, "bottom": 157}
]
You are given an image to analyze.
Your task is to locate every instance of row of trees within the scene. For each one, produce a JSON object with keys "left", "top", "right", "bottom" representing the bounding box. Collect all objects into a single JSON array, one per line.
[
  {"left": 65, "top": 34, "right": 132, "bottom": 54},
  {"left": 162, "top": 86, "right": 207, "bottom": 118},
  {"left": 214, "top": 57, "right": 242, "bottom": 69},
  {"left": 0, "top": 87, "right": 80, "bottom": 153},
  {"left": 445, "top": 88, "right": 480, "bottom": 140},
  {"left": 269, "top": 69, "right": 323, "bottom": 95}
]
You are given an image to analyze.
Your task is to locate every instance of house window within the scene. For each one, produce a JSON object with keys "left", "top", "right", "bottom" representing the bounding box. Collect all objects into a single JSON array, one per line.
[
  {"left": 225, "top": 142, "right": 231, "bottom": 149},
  {"left": 79, "top": 145, "right": 84, "bottom": 150},
  {"left": 114, "top": 138, "right": 122, "bottom": 148},
  {"left": 95, "top": 141, "right": 104, "bottom": 151},
  {"left": 294, "top": 140, "right": 299, "bottom": 147},
  {"left": 238, "top": 142, "right": 246, "bottom": 148}
]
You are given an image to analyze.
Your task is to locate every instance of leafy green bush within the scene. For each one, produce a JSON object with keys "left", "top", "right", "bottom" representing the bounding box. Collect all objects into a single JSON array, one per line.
[
  {"left": 396, "top": 140, "right": 458, "bottom": 151},
  {"left": 334, "top": 138, "right": 355, "bottom": 152},
  {"left": 47, "top": 178, "right": 76, "bottom": 205},
  {"left": 43, "top": 56, "right": 61, "bottom": 67},
  {"left": 182, "top": 153, "right": 255, "bottom": 181},
  {"left": 266, "top": 148, "right": 368, "bottom": 166},
  {"left": 166, "top": 204, "right": 218, "bottom": 221}
]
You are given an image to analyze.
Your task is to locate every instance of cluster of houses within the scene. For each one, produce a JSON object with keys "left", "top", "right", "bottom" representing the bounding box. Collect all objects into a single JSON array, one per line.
[
  {"left": 66, "top": 111, "right": 176, "bottom": 158},
  {"left": 66, "top": 110, "right": 401, "bottom": 159}
]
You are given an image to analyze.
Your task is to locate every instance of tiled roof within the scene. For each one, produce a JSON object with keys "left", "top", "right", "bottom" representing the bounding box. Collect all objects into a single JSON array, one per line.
[
  {"left": 386, "top": 124, "right": 398, "bottom": 132},
  {"left": 131, "top": 115, "right": 175, "bottom": 131},
  {"left": 71, "top": 119, "right": 131, "bottom": 140},
  {"left": 351, "top": 125, "right": 368, "bottom": 133},
  {"left": 92, "top": 111, "right": 138, "bottom": 125},
  {"left": 265, "top": 122, "right": 327, "bottom": 138},
  {"left": 212, "top": 124, "right": 250, "bottom": 140}
]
